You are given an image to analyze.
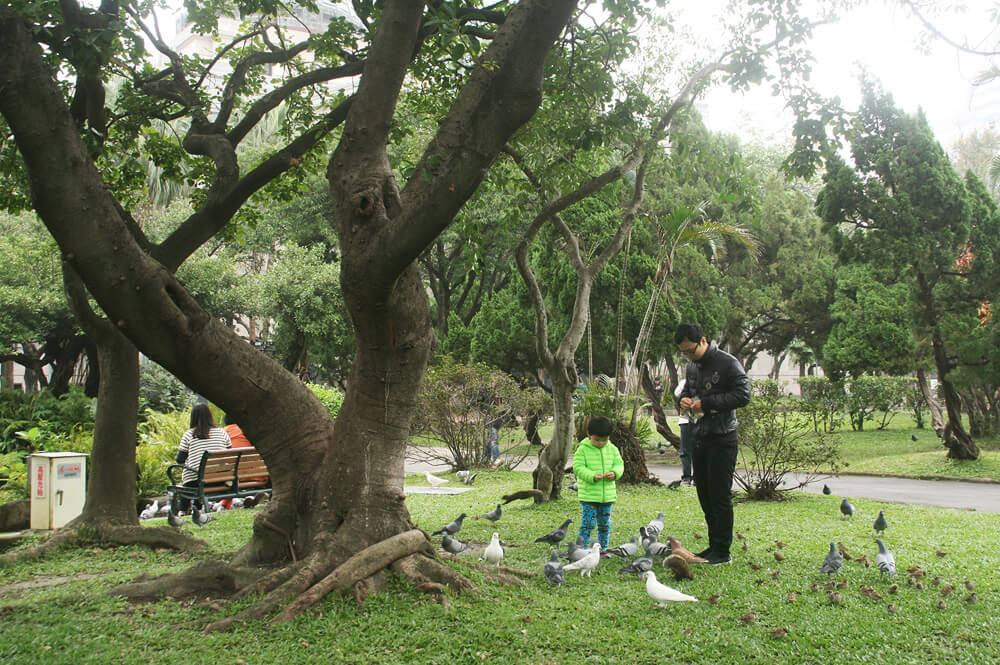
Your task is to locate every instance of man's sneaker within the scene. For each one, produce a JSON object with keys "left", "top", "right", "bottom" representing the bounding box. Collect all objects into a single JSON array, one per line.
[
  {"left": 707, "top": 553, "right": 732, "bottom": 565},
  {"left": 695, "top": 547, "right": 712, "bottom": 559}
]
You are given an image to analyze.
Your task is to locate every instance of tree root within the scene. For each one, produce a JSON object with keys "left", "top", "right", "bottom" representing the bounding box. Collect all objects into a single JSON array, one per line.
[
  {"left": 270, "top": 529, "right": 431, "bottom": 625},
  {"left": 110, "top": 559, "right": 267, "bottom": 603},
  {"left": 0, "top": 522, "right": 207, "bottom": 567}
]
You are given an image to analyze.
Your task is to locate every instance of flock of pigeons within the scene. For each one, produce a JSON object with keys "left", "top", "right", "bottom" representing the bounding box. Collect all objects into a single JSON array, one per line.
[
  {"left": 139, "top": 495, "right": 265, "bottom": 527},
  {"left": 426, "top": 473, "right": 978, "bottom": 613}
]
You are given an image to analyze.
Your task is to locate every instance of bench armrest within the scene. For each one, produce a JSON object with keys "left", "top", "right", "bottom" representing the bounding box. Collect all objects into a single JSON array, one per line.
[{"left": 166, "top": 463, "right": 200, "bottom": 486}]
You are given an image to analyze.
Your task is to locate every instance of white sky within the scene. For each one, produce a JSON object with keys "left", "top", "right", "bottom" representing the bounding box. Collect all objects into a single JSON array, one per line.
[{"left": 693, "top": 1, "right": 1000, "bottom": 148}]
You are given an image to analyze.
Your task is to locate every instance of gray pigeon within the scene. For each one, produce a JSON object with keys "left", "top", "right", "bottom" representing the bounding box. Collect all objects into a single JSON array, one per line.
[
  {"left": 455, "top": 470, "right": 471, "bottom": 481},
  {"left": 647, "top": 541, "right": 671, "bottom": 558},
  {"left": 873, "top": 510, "right": 888, "bottom": 536},
  {"left": 167, "top": 508, "right": 185, "bottom": 528},
  {"left": 822, "top": 484, "right": 832, "bottom": 495},
  {"left": 821, "top": 541, "right": 843, "bottom": 576},
  {"left": 462, "top": 472, "right": 478, "bottom": 486},
  {"left": 840, "top": 497, "right": 855, "bottom": 519},
  {"left": 875, "top": 538, "right": 896, "bottom": 576},
  {"left": 561, "top": 538, "right": 589, "bottom": 562},
  {"left": 478, "top": 504, "right": 502, "bottom": 525},
  {"left": 645, "top": 512, "right": 665, "bottom": 540},
  {"left": 544, "top": 549, "right": 565, "bottom": 586},
  {"left": 619, "top": 547, "right": 654, "bottom": 576},
  {"left": 667, "top": 480, "right": 682, "bottom": 490},
  {"left": 534, "top": 519, "right": 573, "bottom": 546},
  {"left": 441, "top": 534, "right": 470, "bottom": 554},
  {"left": 192, "top": 507, "right": 215, "bottom": 526},
  {"left": 606, "top": 535, "right": 639, "bottom": 558},
  {"left": 139, "top": 500, "right": 159, "bottom": 520},
  {"left": 640, "top": 526, "right": 657, "bottom": 550},
  {"left": 911, "top": 434, "right": 918, "bottom": 442},
  {"left": 431, "top": 513, "right": 467, "bottom": 537}
]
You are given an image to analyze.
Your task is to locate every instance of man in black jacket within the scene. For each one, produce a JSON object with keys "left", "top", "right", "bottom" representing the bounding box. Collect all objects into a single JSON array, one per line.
[{"left": 675, "top": 322, "right": 751, "bottom": 565}]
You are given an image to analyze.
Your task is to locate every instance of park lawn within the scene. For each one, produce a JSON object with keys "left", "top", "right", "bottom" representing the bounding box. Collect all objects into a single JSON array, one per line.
[{"left": 2, "top": 471, "right": 999, "bottom": 665}]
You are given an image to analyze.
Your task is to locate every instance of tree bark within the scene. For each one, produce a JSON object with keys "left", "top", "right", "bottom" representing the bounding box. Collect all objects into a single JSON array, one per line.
[
  {"left": 915, "top": 271, "right": 978, "bottom": 459},
  {"left": 917, "top": 368, "right": 944, "bottom": 435}
]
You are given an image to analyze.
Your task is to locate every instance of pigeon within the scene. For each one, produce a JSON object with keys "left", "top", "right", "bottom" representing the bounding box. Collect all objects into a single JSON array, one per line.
[
  {"left": 157, "top": 502, "right": 171, "bottom": 515},
  {"left": 561, "top": 540, "right": 589, "bottom": 562},
  {"left": 441, "top": 534, "right": 470, "bottom": 554},
  {"left": 230, "top": 498, "right": 244, "bottom": 509},
  {"left": 606, "top": 535, "right": 639, "bottom": 558},
  {"left": 431, "top": 513, "right": 467, "bottom": 537},
  {"left": 543, "top": 549, "right": 565, "bottom": 586},
  {"left": 911, "top": 434, "right": 918, "bottom": 442},
  {"left": 167, "top": 508, "right": 185, "bottom": 528},
  {"left": 534, "top": 519, "right": 573, "bottom": 546},
  {"left": 478, "top": 504, "right": 502, "bottom": 525},
  {"left": 425, "top": 471, "right": 449, "bottom": 487},
  {"left": 667, "top": 479, "right": 682, "bottom": 490},
  {"left": 192, "top": 507, "right": 215, "bottom": 526},
  {"left": 666, "top": 536, "right": 707, "bottom": 563},
  {"left": 481, "top": 532, "right": 504, "bottom": 566},
  {"left": 243, "top": 494, "right": 260, "bottom": 509},
  {"left": 873, "top": 510, "right": 888, "bottom": 536},
  {"left": 821, "top": 541, "right": 843, "bottom": 576},
  {"left": 462, "top": 472, "right": 478, "bottom": 486},
  {"left": 640, "top": 526, "right": 657, "bottom": 550},
  {"left": 139, "top": 500, "right": 159, "bottom": 520},
  {"left": 567, "top": 482, "right": 578, "bottom": 492},
  {"left": 212, "top": 501, "right": 226, "bottom": 512},
  {"left": 647, "top": 541, "right": 671, "bottom": 558},
  {"left": 840, "top": 497, "right": 855, "bottom": 518},
  {"left": 619, "top": 548, "right": 654, "bottom": 576},
  {"left": 875, "top": 538, "right": 896, "bottom": 576},
  {"left": 456, "top": 470, "right": 471, "bottom": 480},
  {"left": 664, "top": 553, "right": 694, "bottom": 580},
  {"left": 643, "top": 570, "right": 697, "bottom": 604},
  {"left": 645, "top": 512, "right": 666, "bottom": 540},
  {"left": 563, "top": 542, "right": 601, "bottom": 577},
  {"left": 822, "top": 484, "right": 832, "bottom": 495}
]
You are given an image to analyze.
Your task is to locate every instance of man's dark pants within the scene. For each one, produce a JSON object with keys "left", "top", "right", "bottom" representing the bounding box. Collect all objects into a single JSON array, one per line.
[{"left": 691, "top": 429, "right": 739, "bottom": 557}]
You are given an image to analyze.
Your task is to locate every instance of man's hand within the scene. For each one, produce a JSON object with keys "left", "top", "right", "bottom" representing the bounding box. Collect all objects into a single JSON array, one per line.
[{"left": 681, "top": 397, "right": 703, "bottom": 414}]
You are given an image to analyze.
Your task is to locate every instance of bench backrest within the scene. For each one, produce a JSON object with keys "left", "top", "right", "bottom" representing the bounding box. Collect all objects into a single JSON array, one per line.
[{"left": 200, "top": 447, "right": 269, "bottom": 490}]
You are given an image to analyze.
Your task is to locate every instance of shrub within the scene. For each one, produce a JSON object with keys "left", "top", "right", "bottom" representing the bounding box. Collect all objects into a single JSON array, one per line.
[
  {"left": 843, "top": 375, "right": 909, "bottom": 431},
  {"left": 0, "top": 387, "right": 95, "bottom": 453},
  {"left": 306, "top": 382, "right": 345, "bottom": 418},
  {"left": 411, "top": 360, "right": 549, "bottom": 470},
  {"left": 139, "top": 359, "right": 194, "bottom": 416},
  {"left": 735, "top": 380, "right": 843, "bottom": 501},
  {"left": 0, "top": 451, "right": 28, "bottom": 503},
  {"left": 796, "top": 376, "right": 845, "bottom": 433}
]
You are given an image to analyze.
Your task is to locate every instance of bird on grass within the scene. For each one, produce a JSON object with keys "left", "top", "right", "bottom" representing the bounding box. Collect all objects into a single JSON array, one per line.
[
  {"left": 167, "top": 508, "right": 185, "bottom": 528},
  {"left": 664, "top": 554, "right": 694, "bottom": 581},
  {"left": 441, "top": 534, "right": 470, "bottom": 554},
  {"left": 875, "top": 538, "right": 896, "bottom": 576},
  {"left": 840, "top": 497, "right": 855, "bottom": 519},
  {"left": 481, "top": 532, "right": 504, "bottom": 566},
  {"left": 822, "top": 484, "right": 832, "bottom": 495},
  {"left": 563, "top": 543, "right": 601, "bottom": 577},
  {"left": 561, "top": 539, "right": 589, "bottom": 562},
  {"left": 645, "top": 512, "right": 666, "bottom": 540},
  {"left": 606, "top": 535, "right": 639, "bottom": 558},
  {"left": 534, "top": 519, "right": 573, "bottom": 546},
  {"left": 139, "top": 500, "right": 159, "bottom": 521},
  {"left": 666, "top": 536, "right": 707, "bottom": 563},
  {"left": 618, "top": 548, "right": 654, "bottom": 576},
  {"left": 192, "top": 507, "right": 215, "bottom": 526},
  {"left": 643, "top": 571, "right": 697, "bottom": 605},
  {"left": 456, "top": 470, "right": 471, "bottom": 481},
  {"left": 424, "top": 471, "right": 449, "bottom": 487},
  {"left": 478, "top": 504, "right": 502, "bottom": 525},
  {"left": 544, "top": 550, "right": 565, "bottom": 586},
  {"left": 911, "top": 434, "right": 919, "bottom": 442},
  {"left": 667, "top": 479, "right": 682, "bottom": 490},
  {"left": 821, "top": 542, "right": 843, "bottom": 577},
  {"left": 647, "top": 540, "right": 671, "bottom": 558},
  {"left": 873, "top": 510, "right": 888, "bottom": 536},
  {"left": 431, "top": 513, "right": 467, "bottom": 537},
  {"left": 462, "top": 472, "right": 478, "bottom": 486}
]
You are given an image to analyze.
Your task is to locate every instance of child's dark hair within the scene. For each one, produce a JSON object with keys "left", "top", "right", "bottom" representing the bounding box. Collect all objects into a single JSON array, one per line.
[
  {"left": 190, "top": 403, "right": 216, "bottom": 439},
  {"left": 587, "top": 416, "right": 613, "bottom": 438}
]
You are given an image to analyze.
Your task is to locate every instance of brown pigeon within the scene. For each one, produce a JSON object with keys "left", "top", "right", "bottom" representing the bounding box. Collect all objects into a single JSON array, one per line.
[
  {"left": 664, "top": 554, "right": 695, "bottom": 580},
  {"left": 666, "top": 536, "right": 708, "bottom": 563}
]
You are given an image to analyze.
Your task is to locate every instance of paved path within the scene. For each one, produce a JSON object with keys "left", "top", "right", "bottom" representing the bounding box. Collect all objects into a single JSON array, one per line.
[{"left": 405, "top": 447, "right": 1000, "bottom": 514}]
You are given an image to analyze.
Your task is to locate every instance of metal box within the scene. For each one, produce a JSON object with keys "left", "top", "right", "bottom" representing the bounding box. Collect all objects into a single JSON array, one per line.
[{"left": 29, "top": 452, "right": 88, "bottom": 530}]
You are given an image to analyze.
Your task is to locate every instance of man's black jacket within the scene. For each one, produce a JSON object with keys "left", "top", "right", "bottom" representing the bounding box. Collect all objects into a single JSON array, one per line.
[{"left": 680, "top": 341, "right": 751, "bottom": 438}]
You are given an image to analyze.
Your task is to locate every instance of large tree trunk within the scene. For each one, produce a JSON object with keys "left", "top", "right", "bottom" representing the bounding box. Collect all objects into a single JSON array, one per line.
[
  {"left": 916, "top": 272, "right": 979, "bottom": 459},
  {"left": 533, "top": 367, "right": 576, "bottom": 502}
]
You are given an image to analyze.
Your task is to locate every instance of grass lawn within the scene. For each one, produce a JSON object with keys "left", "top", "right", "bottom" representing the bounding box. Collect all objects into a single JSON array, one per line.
[{"left": 2, "top": 471, "right": 999, "bottom": 664}]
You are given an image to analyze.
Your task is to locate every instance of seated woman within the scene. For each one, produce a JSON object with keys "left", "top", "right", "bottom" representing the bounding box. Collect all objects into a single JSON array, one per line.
[{"left": 175, "top": 403, "right": 231, "bottom": 512}]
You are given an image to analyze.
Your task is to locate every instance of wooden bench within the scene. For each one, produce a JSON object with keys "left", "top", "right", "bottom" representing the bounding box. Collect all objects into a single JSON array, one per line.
[{"left": 167, "top": 447, "right": 271, "bottom": 512}]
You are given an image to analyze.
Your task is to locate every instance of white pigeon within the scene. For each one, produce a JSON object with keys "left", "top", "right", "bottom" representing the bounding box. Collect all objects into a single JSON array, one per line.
[
  {"left": 643, "top": 570, "right": 697, "bottom": 605},
  {"left": 139, "top": 500, "right": 159, "bottom": 520},
  {"left": 157, "top": 502, "right": 171, "bottom": 515},
  {"left": 563, "top": 542, "right": 601, "bottom": 577},
  {"left": 425, "top": 471, "right": 449, "bottom": 487},
  {"left": 482, "top": 532, "right": 504, "bottom": 566},
  {"left": 875, "top": 538, "right": 896, "bottom": 576},
  {"left": 231, "top": 498, "right": 244, "bottom": 509},
  {"left": 456, "top": 470, "right": 471, "bottom": 480}
]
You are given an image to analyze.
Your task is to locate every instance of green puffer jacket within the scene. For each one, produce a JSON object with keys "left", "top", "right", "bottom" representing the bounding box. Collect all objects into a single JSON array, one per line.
[{"left": 572, "top": 439, "right": 625, "bottom": 504}]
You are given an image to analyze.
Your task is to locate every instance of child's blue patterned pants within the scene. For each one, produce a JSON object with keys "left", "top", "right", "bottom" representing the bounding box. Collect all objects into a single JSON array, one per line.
[{"left": 578, "top": 501, "right": 614, "bottom": 549}]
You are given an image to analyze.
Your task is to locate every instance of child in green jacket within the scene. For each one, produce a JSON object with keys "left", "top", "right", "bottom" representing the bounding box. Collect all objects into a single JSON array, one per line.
[{"left": 572, "top": 416, "right": 625, "bottom": 553}]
